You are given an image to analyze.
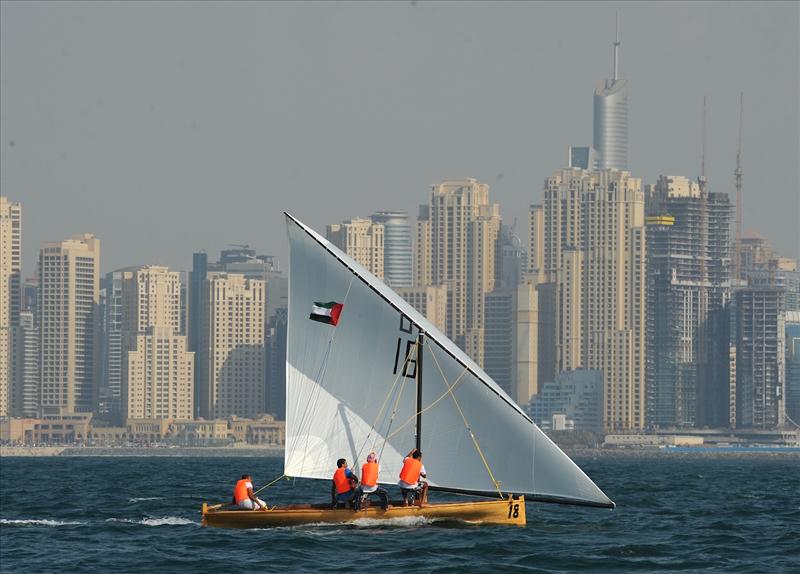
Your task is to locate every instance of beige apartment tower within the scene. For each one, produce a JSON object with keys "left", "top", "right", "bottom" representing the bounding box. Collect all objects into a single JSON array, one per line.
[
  {"left": 39, "top": 234, "right": 100, "bottom": 415},
  {"left": 121, "top": 266, "right": 194, "bottom": 420},
  {"left": 326, "top": 218, "right": 384, "bottom": 280},
  {"left": 395, "top": 285, "right": 448, "bottom": 333},
  {"left": 199, "top": 273, "right": 265, "bottom": 419},
  {"left": 0, "top": 197, "right": 22, "bottom": 417},
  {"left": 544, "top": 169, "right": 646, "bottom": 431},
  {"left": 428, "top": 179, "right": 501, "bottom": 361}
]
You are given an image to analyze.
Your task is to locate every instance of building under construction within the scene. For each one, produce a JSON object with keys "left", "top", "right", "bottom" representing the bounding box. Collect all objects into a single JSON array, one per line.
[
  {"left": 645, "top": 176, "right": 732, "bottom": 428},
  {"left": 734, "top": 288, "right": 786, "bottom": 429}
]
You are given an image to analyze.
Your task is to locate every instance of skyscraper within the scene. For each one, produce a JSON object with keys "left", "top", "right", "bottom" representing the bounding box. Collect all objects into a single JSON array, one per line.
[
  {"left": 120, "top": 266, "right": 194, "bottom": 420},
  {"left": 38, "top": 234, "right": 100, "bottom": 415},
  {"left": 199, "top": 273, "right": 265, "bottom": 419},
  {"left": 371, "top": 211, "right": 412, "bottom": 288},
  {"left": 326, "top": 218, "right": 385, "bottom": 280},
  {"left": 593, "top": 18, "right": 628, "bottom": 171},
  {"left": 0, "top": 196, "right": 21, "bottom": 417},
  {"left": 734, "top": 288, "right": 786, "bottom": 428},
  {"left": 413, "top": 205, "right": 432, "bottom": 288},
  {"left": 429, "top": 179, "right": 501, "bottom": 362},
  {"left": 645, "top": 176, "right": 733, "bottom": 428},
  {"left": 543, "top": 169, "right": 646, "bottom": 431}
]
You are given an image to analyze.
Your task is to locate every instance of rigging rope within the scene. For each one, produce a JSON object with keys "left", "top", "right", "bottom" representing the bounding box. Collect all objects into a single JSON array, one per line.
[
  {"left": 292, "top": 275, "right": 356, "bottom": 480},
  {"left": 354, "top": 339, "right": 417, "bottom": 465},
  {"left": 426, "top": 344, "right": 505, "bottom": 499}
]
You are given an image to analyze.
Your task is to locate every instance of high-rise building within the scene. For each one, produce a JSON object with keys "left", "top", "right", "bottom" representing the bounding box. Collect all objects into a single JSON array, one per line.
[
  {"left": 645, "top": 176, "right": 733, "bottom": 428},
  {"left": 0, "top": 197, "right": 21, "bottom": 417},
  {"left": 527, "top": 204, "right": 544, "bottom": 281},
  {"left": 543, "top": 169, "right": 646, "bottom": 431},
  {"left": 326, "top": 218, "right": 384, "bottom": 280},
  {"left": 395, "top": 286, "right": 447, "bottom": 333},
  {"left": 120, "top": 266, "right": 194, "bottom": 420},
  {"left": 371, "top": 211, "right": 412, "bottom": 288},
  {"left": 483, "top": 283, "right": 539, "bottom": 406},
  {"left": 429, "top": 179, "right": 501, "bottom": 362},
  {"left": 100, "top": 268, "right": 140, "bottom": 420},
  {"left": 38, "top": 234, "right": 100, "bottom": 415},
  {"left": 14, "top": 311, "right": 38, "bottom": 417},
  {"left": 786, "top": 312, "right": 800, "bottom": 424},
  {"left": 593, "top": 22, "right": 628, "bottom": 171},
  {"left": 199, "top": 273, "right": 265, "bottom": 419},
  {"left": 266, "top": 307, "right": 287, "bottom": 419},
  {"left": 734, "top": 288, "right": 786, "bottom": 428},
  {"left": 413, "top": 205, "right": 432, "bottom": 288}
]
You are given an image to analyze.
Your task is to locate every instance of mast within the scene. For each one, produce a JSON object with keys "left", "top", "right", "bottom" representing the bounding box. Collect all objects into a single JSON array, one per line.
[{"left": 415, "top": 331, "right": 424, "bottom": 453}]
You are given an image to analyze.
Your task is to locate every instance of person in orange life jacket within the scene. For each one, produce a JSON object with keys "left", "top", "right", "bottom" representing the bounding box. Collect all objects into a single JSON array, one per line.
[
  {"left": 354, "top": 452, "right": 389, "bottom": 511},
  {"left": 232, "top": 474, "right": 267, "bottom": 510},
  {"left": 398, "top": 448, "right": 429, "bottom": 507},
  {"left": 331, "top": 458, "right": 359, "bottom": 508}
]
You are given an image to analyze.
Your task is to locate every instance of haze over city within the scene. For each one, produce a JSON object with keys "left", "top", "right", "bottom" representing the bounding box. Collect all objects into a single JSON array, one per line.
[{"left": 1, "top": 1, "right": 797, "bottom": 277}]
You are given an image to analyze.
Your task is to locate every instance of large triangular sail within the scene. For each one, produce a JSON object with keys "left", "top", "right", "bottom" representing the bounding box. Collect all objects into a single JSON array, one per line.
[{"left": 284, "top": 213, "right": 614, "bottom": 509}]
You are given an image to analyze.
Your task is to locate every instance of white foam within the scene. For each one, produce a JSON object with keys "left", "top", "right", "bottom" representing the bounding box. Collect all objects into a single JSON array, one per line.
[
  {"left": 128, "top": 497, "right": 164, "bottom": 503},
  {"left": 0, "top": 518, "right": 84, "bottom": 527},
  {"left": 350, "top": 515, "right": 434, "bottom": 528},
  {"left": 106, "top": 516, "right": 197, "bottom": 526}
]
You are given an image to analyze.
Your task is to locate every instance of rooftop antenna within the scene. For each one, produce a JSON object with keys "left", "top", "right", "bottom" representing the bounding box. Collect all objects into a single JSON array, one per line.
[
  {"left": 734, "top": 92, "right": 744, "bottom": 284},
  {"left": 613, "top": 12, "right": 621, "bottom": 82}
]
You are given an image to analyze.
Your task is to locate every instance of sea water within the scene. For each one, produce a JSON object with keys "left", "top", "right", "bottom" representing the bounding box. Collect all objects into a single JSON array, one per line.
[{"left": 1, "top": 454, "right": 797, "bottom": 573}]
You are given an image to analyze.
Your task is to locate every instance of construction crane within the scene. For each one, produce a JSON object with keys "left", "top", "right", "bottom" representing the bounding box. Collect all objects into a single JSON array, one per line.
[
  {"left": 734, "top": 93, "right": 744, "bottom": 286},
  {"left": 696, "top": 97, "right": 709, "bottom": 425}
]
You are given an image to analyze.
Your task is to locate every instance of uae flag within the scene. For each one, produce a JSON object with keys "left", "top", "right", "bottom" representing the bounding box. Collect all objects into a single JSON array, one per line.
[{"left": 309, "top": 301, "right": 344, "bottom": 326}]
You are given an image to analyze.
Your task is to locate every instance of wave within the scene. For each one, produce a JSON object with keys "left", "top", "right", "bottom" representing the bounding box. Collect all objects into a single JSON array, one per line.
[
  {"left": 0, "top": 518, "right": 85, "bottom": 527},
  {"left": 128, "top": 497, "right": 165, "bottom": 503},
  {"left": 350, "top": 515, "right": 435, "bottom": 528},
  {"left": 106, "top": 516, "right": 197, "bottom": 526}
]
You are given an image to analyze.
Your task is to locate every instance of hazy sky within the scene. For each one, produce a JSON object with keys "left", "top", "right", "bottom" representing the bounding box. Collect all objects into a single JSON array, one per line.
[{"left": 2, "top": 1, "right": 798, "bottom": 276}]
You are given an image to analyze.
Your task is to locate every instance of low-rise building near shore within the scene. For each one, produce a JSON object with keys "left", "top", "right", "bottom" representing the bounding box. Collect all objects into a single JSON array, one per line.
[{"left": 1, "top": 414, "right": 285, "bottom": 447}]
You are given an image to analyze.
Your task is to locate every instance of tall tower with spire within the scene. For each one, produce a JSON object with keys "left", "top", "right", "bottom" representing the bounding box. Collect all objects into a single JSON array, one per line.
[{"left": 593, "top": 13, "right": 629, "bottom": 171}]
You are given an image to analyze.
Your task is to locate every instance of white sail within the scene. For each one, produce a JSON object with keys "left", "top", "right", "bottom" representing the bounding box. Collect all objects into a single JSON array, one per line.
[{"left": 285, "top": 213, "right": 614, "bottom": 508}]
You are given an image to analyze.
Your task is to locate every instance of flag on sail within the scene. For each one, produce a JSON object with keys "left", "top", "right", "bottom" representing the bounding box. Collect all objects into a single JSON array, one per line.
[{"left": 309, "top": 301, "right": 344, "bottom": 326}]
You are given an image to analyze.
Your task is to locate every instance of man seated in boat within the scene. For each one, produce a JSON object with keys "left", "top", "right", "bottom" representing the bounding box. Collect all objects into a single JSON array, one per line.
[
  {"left": 331, "top": 458, "right": 359, "bottom": 509},
  {"left": 233, "top": 474, "right": 267, "bottom": 511},
  {"left": 354, "top": 452, "right": 389, "bottom": 511},
  {"left": 398, "top": 449, "right": 429, "bottom": 507}
]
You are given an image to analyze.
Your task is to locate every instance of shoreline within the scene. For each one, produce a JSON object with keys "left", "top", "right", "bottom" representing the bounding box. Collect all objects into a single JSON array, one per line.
[
  {"left": 2, "top": 445, "right": 798, "bottom": 458},
  {"left": 0, "top": 445, "right": 284, "bottom": 457}
]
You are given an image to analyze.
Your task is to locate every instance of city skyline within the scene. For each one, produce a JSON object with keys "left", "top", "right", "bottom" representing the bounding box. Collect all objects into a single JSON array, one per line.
[{"left": 1, "top": 2, "right": 797, "bottom": 278}]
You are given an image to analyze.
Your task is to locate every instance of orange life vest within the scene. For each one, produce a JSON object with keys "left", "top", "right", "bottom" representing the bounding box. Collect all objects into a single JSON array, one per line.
[
  {"left": 233, "top": 479, "right": 249, "bottom": 504},
  {"left": 333, "top": 467, "right": 352, "bottom": 495},
  {"left": 399, "top": 457, "right": 422, "bottom": 484},
  {"left": 361, "top": 461, "right": 379, "bottom": 488}
]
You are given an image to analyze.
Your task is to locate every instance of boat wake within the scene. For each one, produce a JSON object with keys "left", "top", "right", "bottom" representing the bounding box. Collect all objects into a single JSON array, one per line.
[
  {"left": 350, "top": 515, "right": 436, "bottom": 528},
  {"left": 106, "top": 516, "right": 197, "bottom": 526},
  {"left": 127, "top": 497, "right": 165, "bottom": 503},
  {"left": 0, "top": 518, "right": 85, "bottom": 527}
]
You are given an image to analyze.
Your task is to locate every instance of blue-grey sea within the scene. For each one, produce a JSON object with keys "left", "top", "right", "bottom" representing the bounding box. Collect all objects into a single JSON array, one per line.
[{"left": 1, "top": 454, "right": 798, "bottom": 573}]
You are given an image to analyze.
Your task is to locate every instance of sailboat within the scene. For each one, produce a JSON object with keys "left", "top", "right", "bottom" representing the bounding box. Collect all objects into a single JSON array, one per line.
[{"left": 202, "top": 213, "right": 614, "bottom": 528}]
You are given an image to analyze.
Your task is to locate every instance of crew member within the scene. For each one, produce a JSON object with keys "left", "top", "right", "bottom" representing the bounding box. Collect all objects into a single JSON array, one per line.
[
  {"left": 233, "top": 474, "right": 267, "bottom": 510},
  {"left": 355, "top": 452, "right": 389, "bottom": 511},
  {"left": 398, "top": 448, "right": 429, "bottom": 507},
  {"left": 331, "top": 458, "right": 359, "bottom": 508}
]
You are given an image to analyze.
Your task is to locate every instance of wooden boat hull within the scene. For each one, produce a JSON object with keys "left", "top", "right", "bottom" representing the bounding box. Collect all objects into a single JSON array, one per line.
[{"left": 202, "top": 496, "right": 526, "bottom": 528}]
